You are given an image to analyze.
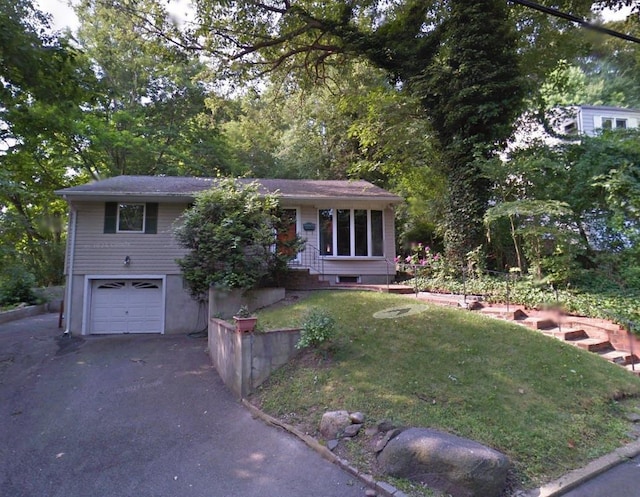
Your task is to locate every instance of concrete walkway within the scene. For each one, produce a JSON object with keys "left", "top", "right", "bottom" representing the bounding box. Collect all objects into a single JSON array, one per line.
[{"left": 0, "top": 314, "right": 366, "bottom": 497}]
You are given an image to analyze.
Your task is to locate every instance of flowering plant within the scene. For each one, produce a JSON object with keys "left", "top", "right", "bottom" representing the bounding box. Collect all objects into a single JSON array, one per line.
[{"left": 396, "top": 242, "right": 441, "bottom": 277}]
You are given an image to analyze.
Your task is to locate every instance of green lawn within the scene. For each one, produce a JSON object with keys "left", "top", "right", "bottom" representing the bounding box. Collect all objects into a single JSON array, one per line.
[{"left": 254, "top": 291, "right": 640, "bottom": 491}]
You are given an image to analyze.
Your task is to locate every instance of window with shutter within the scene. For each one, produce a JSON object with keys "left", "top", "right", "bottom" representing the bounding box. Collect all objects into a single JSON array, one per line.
[{"left": 104, "top": 202, "right": 158, "bottom": 234}]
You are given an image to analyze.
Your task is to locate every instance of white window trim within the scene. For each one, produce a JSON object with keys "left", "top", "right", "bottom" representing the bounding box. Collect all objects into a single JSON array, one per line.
[
  {"left": 318, "top": 208, "right": 385, "bottom": 258},
  {"left": 116, "top": 203, "right": 146, "bottom": 233}
]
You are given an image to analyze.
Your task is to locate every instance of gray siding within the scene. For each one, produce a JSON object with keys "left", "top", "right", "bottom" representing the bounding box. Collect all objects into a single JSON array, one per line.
[
  {"left": 69, "top": 201, "right": 189, "bottom": 275},
  {"left": 579, "top": 106, "right": 640, "bottom": 136}
]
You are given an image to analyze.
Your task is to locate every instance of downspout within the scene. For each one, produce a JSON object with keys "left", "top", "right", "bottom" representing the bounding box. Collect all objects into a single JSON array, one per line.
[{"left": 63, "top": 203, "right": 77, "bottom": 336}]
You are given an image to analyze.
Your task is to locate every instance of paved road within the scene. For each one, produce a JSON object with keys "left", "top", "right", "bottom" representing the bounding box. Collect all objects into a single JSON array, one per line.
[
  {"left": 0, "top": 314, "right": 366, "bottom": 497},
  {"left": 562, "top": 455, "right": 640, "bottom": 497}
]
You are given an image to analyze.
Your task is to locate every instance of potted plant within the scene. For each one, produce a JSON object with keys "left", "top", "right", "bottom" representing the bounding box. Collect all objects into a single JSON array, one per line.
[{"left": 233, "top": 305, "right": 257, "bottom": 333}]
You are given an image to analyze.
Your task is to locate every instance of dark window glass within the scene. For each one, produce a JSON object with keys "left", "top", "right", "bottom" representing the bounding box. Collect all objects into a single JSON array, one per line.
[
  {"left": 118, "top": 204, "right": 145, "bottom": 232},
  {"left": 616, "top": 119, "right": 627, "bottom": 129},
  {"left": 354, "top": 210, "right": 368, "bottom": 256},
  {"left": 337, "top": 209, "right": 351, "bottom": 256},
  {"left": 371, "top": 210, "right": 384, "bottom": 256},
  {"left": 319, "top": 209, "right": 333, "bottom": 255}
]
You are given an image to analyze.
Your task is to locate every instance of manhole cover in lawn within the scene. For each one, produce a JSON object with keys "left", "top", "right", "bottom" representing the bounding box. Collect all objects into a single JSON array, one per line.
[{"left": 373, "top": 305, "right": 429, "bottom": 319}]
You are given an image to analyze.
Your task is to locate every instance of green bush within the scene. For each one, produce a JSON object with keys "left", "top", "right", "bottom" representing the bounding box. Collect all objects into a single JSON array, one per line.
[
  {"left": 173, "top": 179, "right": 303, "bottom": 300},
  {"left": 296, "top": 308, "right": 336, "bottom": 349},
  {"left": 0, "top": 266, "right": 37, "bottom": 306}
]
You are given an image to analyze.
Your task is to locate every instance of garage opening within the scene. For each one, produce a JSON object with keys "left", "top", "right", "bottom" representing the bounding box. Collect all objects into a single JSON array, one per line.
[{"left": 90, "top": 279, "right": 163, "bottom": 334}]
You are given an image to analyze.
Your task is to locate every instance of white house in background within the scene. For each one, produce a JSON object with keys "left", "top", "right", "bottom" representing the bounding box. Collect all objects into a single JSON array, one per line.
[
  {"left": 559, "top": 105, "right": 640, "bottom": 136},
  {"left": 55, "top": 176, "right": 402, "bottom": 336}
]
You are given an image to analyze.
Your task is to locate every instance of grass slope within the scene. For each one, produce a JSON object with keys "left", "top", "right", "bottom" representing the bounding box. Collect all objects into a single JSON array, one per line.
[{"left": 254, "top": 291, "right": 640, "bottom": 489}]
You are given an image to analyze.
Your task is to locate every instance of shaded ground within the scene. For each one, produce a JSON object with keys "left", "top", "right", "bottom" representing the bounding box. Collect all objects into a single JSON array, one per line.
[{"left": 0, "top": 314, "right": 366, "bottom": 497}]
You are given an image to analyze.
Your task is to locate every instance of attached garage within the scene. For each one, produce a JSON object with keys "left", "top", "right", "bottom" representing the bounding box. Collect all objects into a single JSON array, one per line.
[{"left": 88, "top": 278, "right": 165, "bottom": 334}]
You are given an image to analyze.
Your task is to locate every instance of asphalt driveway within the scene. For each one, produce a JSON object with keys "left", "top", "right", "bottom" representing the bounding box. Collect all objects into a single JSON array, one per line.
[{"left": 0, "top": 314, "right": 366, "bottom": 497}]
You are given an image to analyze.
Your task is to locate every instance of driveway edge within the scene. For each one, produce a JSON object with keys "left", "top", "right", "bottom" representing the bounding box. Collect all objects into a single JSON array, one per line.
[
  {"left": 521, "top": 438, "right": 640, "bottom": 497},
  {"left": 241, "top": 399, "right": 408, "bottom": 497}
]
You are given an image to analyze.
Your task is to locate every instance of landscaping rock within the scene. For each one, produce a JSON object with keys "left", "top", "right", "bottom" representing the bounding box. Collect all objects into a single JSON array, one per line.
[
  {"left": 625, "top": 412, "right": 640, "bottom": 423},
  {"left": 320, "top": 410, "right": 351, "bottom": 439},
  {"left": 365, "top": 427, "right": 379, "bottom": 437},
  {"left": 342, "top": 423, "right": 362, "bottom": 438},
  {"left": 377, "top": 427, "right": 510, "bottom": 497},
  {"left": 349, "top": 411, "right": 365, "bottom": 424},
  {"left": 374, "top": 428, "right": 402, "bottom": 453},
  {"left": 376, "top": 419, "right": 396, "bottom": 433},
  {"left": 327, "top": 439, "right": 339, "bottom": 451}
]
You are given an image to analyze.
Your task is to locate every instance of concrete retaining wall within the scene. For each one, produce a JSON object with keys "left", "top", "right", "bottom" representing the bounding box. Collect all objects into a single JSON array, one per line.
[
  {"left": 209, "top": 288, "right": 285, "bottom": 319},
  {"left": 208, "top": 318, "right": 301, "bottom": 398},
  {"left": 0, "top": 301, "right": 63, "bottom": 325}
]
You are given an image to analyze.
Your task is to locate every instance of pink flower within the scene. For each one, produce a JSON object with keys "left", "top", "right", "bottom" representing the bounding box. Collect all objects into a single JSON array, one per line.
[
  {"left": 420, "top": 259, "right": 427, "bottom": 266},
  {"left": 434, "top": 254, "right": 440, "bottom": 261},
  {"left": 405, "top": 255, "right": 412, "bottom": 263}
]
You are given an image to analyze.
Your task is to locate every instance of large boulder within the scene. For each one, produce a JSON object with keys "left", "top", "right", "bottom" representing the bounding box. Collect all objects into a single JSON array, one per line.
[
  {"left": 377, "top": 428, "right": 509, "bottom": 497},
  {"left": 319, "top": 410, "right": 351, "bottom": 439}
]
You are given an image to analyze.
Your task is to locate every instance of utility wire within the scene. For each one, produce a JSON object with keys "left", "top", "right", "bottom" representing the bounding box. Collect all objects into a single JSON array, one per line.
[{"left": 510, "top": 0, "right": 640, "bottom": 44}]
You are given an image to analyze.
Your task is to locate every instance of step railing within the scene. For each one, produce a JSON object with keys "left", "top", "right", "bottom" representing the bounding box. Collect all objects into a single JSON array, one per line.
[{"left": 291, "top": 242, "right": 325, "bottom": 281}]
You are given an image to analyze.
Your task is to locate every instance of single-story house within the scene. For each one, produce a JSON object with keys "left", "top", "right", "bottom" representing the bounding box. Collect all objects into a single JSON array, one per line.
[{"left": 55, "top": 175, "right": 402, "bottom": 335}]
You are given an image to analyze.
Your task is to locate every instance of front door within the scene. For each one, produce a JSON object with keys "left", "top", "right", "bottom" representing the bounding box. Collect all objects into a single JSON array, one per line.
[{"left": 277, "top": 208, "right": 298, "bottom": 260}]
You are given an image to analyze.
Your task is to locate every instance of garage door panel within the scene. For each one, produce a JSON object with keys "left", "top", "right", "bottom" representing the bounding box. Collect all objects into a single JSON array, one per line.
[{"left": 90, "top": 279, "right": 163, "bottom": 334}]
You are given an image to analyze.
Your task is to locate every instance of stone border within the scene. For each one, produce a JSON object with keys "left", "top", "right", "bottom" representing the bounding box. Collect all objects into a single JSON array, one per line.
[
  {"left": 241, "top": 399, "right": 409, "bottom": 497},
  {"left": 0, "top": 301, "right": 62, "bottom": 325},
  {"left": 519, "top": 438, "right": 640, "bottom": 497}
]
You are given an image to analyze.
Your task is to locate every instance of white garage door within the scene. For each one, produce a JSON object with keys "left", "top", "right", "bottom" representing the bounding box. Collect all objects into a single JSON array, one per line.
[{"left": 90, "top": 279, "right": 163, "bottom": 334}]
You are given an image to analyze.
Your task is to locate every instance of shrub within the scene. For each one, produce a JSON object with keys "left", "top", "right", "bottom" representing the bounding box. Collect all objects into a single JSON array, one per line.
[
  {"left": 173, "top": 179, "right": 303, "bottom": 301},
  {"left": 296, "top": 308, "right": 336, "bottom": 349},
  {"left": 0, "top": 266, "right": 37, "bottom": 306}
]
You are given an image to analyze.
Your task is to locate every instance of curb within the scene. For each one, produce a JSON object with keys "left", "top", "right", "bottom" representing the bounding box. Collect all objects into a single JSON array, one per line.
[
  {"left": 520, "top": 438, "right": 640, "bottom": 497},
  {"left": 241, "top": 399, "right": 408, "bottom": 497}
]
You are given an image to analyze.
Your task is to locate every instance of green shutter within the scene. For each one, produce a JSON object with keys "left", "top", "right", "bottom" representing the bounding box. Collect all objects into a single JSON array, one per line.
[
  {"left": 145, "top": 203, "right": 158, "bottom": 234},
  {"left": 104, "top": 202, "right": 117, "bottom": 233}
]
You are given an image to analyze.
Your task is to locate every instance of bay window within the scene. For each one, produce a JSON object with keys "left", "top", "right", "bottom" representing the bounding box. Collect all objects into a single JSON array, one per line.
[{"left": 318, "top": 208, "right": 384, "bottom": 257}]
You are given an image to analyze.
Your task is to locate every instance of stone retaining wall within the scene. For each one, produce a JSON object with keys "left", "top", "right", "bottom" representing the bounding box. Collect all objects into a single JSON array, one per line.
[
  {"left": 0, "top": 301, "right": 63, "bottom": 325},
  {"left": 208, "top": 318, "right": 301, "bottom": 398}
]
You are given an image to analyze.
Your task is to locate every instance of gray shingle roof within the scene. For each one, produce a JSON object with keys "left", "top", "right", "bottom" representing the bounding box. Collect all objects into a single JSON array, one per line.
[{"left": 55, "top": 175, "right": 402, "bottom": 202}]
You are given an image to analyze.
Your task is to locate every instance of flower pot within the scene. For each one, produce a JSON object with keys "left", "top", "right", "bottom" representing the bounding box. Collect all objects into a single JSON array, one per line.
[{"left": 234, "top": 316, "right": 257, "bottom": 333}]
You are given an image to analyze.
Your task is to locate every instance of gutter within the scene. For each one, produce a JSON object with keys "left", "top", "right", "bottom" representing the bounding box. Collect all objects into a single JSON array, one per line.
[{"left": 63, "top": 204, "right": 77, "bottom": 335}]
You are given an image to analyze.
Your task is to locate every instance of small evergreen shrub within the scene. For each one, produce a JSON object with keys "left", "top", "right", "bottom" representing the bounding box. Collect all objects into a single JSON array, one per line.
[{"left": 296, "top": 308, "right": 336, "bottom": 349}]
